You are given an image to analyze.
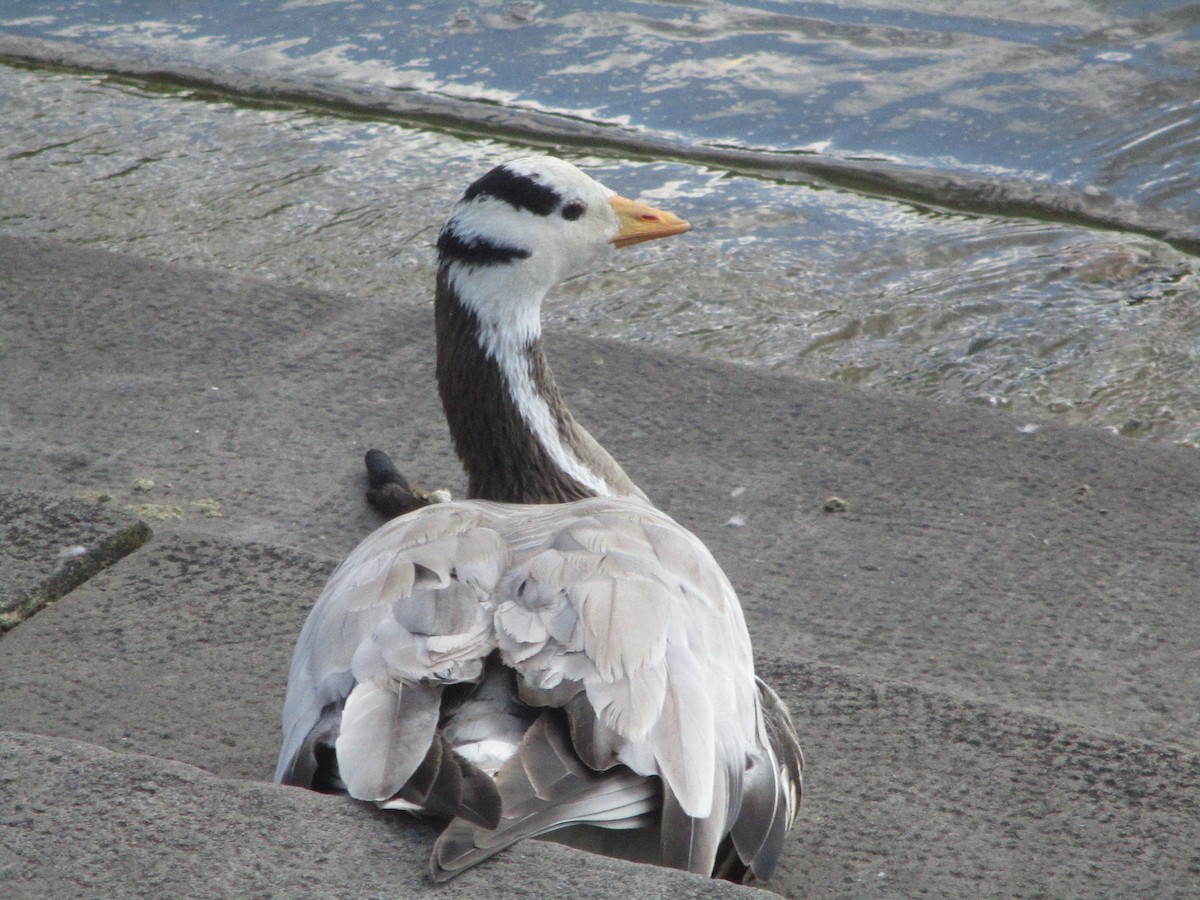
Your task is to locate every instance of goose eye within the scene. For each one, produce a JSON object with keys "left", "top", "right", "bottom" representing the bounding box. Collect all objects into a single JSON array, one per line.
[{"left": 561, "top": 201, "right": 586, "bottom": 221}]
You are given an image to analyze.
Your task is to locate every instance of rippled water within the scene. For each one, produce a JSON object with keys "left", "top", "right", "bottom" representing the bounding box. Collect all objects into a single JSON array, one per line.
[{"left": 1, "top": 1, "right": 1199, "bottom": 443}]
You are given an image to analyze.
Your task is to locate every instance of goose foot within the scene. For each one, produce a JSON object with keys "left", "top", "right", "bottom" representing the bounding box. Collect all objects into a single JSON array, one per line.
[{"left": 363, "top": 448, "right": 451, "bottom": 518}]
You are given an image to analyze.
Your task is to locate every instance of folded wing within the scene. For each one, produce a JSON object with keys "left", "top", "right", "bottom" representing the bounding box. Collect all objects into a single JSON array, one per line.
[{"left": 276, "top": 496, "right": 802, "bottom": 882}]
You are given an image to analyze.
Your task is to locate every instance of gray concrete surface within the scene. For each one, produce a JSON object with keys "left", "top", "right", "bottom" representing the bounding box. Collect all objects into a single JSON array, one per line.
[
  {"left": 2, "top": 730, "right": 769, "bottom": 900},
  {"left": 0, "top": 489, "right": 150, "bottom": 630},
  {"left": 2, "top": 234, "right": 1199, "bottom": 897}
]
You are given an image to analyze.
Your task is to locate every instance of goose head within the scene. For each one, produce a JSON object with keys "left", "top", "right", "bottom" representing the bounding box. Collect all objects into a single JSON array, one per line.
[
  {"left": 434, "top": 158, "right": 691, "bottom": 504},
  {"left": 438, "top": 157, "right": 689, "bottom": 340}
]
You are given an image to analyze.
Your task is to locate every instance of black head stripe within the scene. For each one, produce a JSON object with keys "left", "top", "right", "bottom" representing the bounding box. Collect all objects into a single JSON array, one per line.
[
  {"left": 437, "top": 225, "right": 531, "bottom": 266},
  {"left": 462, "top": 165, "right": 562, "bottom": 216}
]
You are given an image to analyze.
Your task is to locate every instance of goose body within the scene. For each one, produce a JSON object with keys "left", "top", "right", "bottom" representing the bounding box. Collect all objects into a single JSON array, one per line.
[{"left": 276, "top": 157, "right": 803, "bottom": 882}]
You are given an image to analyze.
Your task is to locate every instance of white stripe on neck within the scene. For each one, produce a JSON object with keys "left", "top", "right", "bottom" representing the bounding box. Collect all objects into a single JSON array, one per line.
[{"left": 448, "top": 262, "right": 613, "bottom": 498}]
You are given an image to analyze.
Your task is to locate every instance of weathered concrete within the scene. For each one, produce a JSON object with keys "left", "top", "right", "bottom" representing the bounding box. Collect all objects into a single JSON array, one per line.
[
  {"left": 1, "top": 525, "right": 1196, "bottom": 897},
  {"left": 0, "top": 532, "right": 328, "bottom": 778},
  {"left": 759, "top": 658, "right": 1200, "bottom": 897},
  {"left": 1, "top": 730, "right": 772, "bottom": 899},
  {"left": 0, "top": 490, "right": 150, "bottom": 631},
  {"left": 2, "top": 232, "right": 1199, "bottom": 897}
]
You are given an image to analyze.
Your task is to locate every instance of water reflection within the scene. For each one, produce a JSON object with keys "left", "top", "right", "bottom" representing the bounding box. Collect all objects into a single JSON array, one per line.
[
  {"left": 3, "top": 2, "right": 1197, "bottom": 214},
  {"left": 1, "top": 54, "right": 1198, "bottom": 443}
]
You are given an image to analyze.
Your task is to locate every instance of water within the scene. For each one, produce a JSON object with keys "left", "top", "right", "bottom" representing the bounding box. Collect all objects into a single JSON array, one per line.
[{"left": 2, "top": 1, "right": 1198, "bottom": 443}]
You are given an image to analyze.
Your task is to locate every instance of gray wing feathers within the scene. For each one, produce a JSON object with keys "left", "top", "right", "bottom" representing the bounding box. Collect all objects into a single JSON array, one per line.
[
  {"left": 275, "top": 504, "right": 509, "bottom": 787},
  {"left": 275, "top": 667, "right": 354, "bottom": 786},
  {"left": 277, "top": 497, "right": 803, "bottom": 881},
  {"left": 496, "top": 508, "right": 744, "bottom": 820},
  {"left": 728, "top": 748, "right": 789, "bottom": 881},
  {"left": 336, "top": 680, "right": 441, "bottom": 801},
  {"left": 646, "top": 645, "right": 716, "bottom": 818},
  {"left": 659, "top": 761, "right": 732, "bottom": 875},
  {"left": 728, "top": 679, "right": 804, "bottom": 881}
]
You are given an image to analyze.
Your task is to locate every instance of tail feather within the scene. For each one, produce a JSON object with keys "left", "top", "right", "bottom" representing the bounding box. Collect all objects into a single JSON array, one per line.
[
  {"left": 658, "top": 764, "right": 728, "bottom": 876},
  {"left": 430, "top": 711, "right": 660, "bottom": 882},
  {"left": 384, "top": 735, "right": 502, "bottom": 831},
  {"left": 727, "top": 679, "right": 804, "bottom": 881}
]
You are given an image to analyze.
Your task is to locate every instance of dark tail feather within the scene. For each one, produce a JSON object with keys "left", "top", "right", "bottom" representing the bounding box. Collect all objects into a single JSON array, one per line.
[
  {"left": 389, "top": 735, "right": 502, "bottom": 831},
  {"left": 430, "top": 712, "right": 658, "bottom": 882}
]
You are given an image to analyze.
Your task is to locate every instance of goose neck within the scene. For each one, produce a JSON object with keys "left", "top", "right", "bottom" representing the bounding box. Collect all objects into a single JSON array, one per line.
[{"left": 435, "top": 266, "right": 614, "bottom": 504}]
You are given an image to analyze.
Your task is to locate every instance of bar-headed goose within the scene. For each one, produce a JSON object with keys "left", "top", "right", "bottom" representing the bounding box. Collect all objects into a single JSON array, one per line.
[{"left": 275, "top": 157, "right": 803, "bottom": 883}]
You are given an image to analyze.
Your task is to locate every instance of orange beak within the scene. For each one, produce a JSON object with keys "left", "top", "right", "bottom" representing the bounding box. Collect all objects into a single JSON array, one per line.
[{"left": 609, "top": 195, "right": 691, "bottom": 248}]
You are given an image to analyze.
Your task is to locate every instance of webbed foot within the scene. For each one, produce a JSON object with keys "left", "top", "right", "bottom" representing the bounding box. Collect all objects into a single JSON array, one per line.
[{"left": 364, "top": 448, "right": 451, "bottom": 518}]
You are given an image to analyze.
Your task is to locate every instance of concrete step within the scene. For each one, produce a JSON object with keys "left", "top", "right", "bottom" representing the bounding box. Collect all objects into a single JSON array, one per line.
[
  {"left": 0, "top": 490, "right": 149, "bottom": 631},
  {"left": 5, "top": 234, "right": 1200, "bottom": 897},
  {"left": 2, "top": 729, "right": 769, "bottom": 900},
  {"left": 1, "top": 508, "right": 1196, "bottom": 897}
]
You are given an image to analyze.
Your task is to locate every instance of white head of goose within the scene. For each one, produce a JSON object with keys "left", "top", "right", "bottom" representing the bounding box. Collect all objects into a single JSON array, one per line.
[{"left": 275, "top": 157, "right": 803, "bottom": 884}]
